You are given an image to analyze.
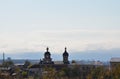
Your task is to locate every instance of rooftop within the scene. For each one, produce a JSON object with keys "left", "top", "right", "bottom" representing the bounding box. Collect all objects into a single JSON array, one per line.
[{"left": 110, "top": 58, "right": 120, "bottom": 62}]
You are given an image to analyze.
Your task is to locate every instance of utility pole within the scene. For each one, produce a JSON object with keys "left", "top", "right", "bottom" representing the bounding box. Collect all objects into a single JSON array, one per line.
[{"left": 3, "top": 52, "right": 5, "bottom": 64}]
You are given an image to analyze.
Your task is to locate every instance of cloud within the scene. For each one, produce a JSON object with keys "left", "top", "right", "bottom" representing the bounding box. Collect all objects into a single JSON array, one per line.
[{"left": 0, "top": 29, "right": 120, "bottom": 54}]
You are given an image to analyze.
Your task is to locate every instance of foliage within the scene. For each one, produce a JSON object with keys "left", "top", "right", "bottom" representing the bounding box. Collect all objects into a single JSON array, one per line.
[
  {"left": 24, "top": 60, "right": 31, "bottom": 68},
  {"left": 111, "top": 64, "right": 120, "bottom": 79},
  {"left": 42, "top": 67, "right": 56, "bottom": 79},
  {"left": 1, "top": 64, "right": 120, "bottom": 79},
  {"left": 3, "top": 60, "right": 14, "bottom": 67},
  {"left": 22, "top": 71, "right": 28, "bottom": 78}
]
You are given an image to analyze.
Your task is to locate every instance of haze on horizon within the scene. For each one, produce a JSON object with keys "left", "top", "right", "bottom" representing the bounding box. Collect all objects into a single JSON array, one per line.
[{"left": 0, "top": 0, "right": 120, "bottom": 60}]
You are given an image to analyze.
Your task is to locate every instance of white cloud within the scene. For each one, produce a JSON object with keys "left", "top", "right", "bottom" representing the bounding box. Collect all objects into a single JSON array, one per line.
[{"left": 0, "top": 29, "right": 120, "bottom": 54}]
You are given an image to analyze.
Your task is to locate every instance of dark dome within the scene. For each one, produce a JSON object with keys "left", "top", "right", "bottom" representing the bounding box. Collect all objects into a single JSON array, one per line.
[
  {"left": 63, "top": 52, "right": 68, "bottom": 56},
  {"left": 44, "top": 47, "right": 51, "bottom": 55},
  {"left": 63, "top": 47, "right": 69, "bottom": 56},
  {"left": 45, "top": 51, "right": 51, "bottom": 55}
]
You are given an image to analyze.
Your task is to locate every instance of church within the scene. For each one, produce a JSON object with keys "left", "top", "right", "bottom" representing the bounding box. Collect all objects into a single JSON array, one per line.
[
  {"left": 40, "top": 47, "right": 70, "bottom": 65},
  {"left": 29, "top": 47, "right": 103, "bottom": 79},
  {"left": 29, "top": 47, "right": 70, "bottom": 76}
]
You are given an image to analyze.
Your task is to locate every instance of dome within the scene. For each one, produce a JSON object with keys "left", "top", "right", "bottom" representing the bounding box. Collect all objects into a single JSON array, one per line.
[
  {"left": 44, "top": 47, "right": 51, "bottom": 55},
  {"left": 45, "top": 51, "right": 50, "bottom": 55},
  {"left": 63, "top": 47, "right": 69, "bottom": 56},
  {"left": 45, "top": 52, "right": 50, "bottom": 55}
]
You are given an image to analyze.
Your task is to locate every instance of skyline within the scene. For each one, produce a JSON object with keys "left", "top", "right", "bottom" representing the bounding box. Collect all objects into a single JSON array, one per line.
[
  {"left": 0, "top": 47, "right": 120, "bottom": 61},
  {"left": 0, "top": 0, "right": 120, "bottom": 60}
]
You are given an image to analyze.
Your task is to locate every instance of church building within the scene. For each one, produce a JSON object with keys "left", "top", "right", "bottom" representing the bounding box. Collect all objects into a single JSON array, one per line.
[{"left": 40, "top": 47, "right": 69, "bottom": 65}]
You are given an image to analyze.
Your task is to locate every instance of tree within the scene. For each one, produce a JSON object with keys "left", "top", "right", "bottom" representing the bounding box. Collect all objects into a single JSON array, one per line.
[
  {"left": 88, "top": 66, "right": 105, "bottom": 79},
  {"left": 42, "top": 67, "right": 56, "bottom": 79},
  {"left": 22, "top": 71, "right": 28, "bottom": 78},
  {"left": 3, "top": 58, "right": 14, "bottom": 67},
  {"left": 24, "top": 60, "right": 31, "bottom": 68},
  {"left": 111, "top": 64, "right": 120, "bottom": 79}
]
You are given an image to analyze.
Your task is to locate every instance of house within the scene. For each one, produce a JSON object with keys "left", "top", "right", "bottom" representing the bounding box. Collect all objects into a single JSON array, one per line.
[{"left": 110, "top": 57, "right": 120, "bottom": 68}]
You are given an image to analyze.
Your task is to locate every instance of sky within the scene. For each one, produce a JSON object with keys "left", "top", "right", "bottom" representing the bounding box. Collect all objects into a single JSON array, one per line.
[{"left": 0, "top": 0, "right": 120, "bottom": 61}]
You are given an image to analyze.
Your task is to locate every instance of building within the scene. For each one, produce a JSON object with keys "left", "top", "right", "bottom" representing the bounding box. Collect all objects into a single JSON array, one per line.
[
  {"left": 110, "top": 57, "right": 120, "bottom": 68},
  {"left": 29, "top": 47, "right": 70, "bottom": 76},
  {"left": 29, "top": 47, "right": 105, "bottom": 79},
  {"left": 39, "top": 47, "right": 69, "bottom": 65},
  {"left": 40, "top": 47, "right": 54, "bottom": 64}
]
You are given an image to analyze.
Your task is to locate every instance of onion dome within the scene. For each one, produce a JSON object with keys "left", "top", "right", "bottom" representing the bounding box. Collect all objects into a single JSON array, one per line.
[
  {"left": 63, "top": 47, "right": 69, "bottom": 56},
  {"left": 44, "top": 47, "right": 51, "bottom": 55}
]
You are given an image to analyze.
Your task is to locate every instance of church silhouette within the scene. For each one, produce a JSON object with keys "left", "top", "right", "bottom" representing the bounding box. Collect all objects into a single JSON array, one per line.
[{"left": 40, "top": 47, "right": 69, "bottom": 64}]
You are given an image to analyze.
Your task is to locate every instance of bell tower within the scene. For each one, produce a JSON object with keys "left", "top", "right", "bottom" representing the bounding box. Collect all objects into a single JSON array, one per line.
[
  {"left": 42, "top": 47, "right": 54, "bottom": 64},
  {"left": 63, "top": 47, "right": 69, "bottom": 64}
]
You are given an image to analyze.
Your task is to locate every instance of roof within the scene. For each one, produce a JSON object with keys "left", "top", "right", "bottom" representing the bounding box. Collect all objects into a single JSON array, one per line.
[
  {"left": 63, "top": 52, "right": 68, "bottom": 56},
  {"left": 54, "top": 61, "right": 64, "bottom": 64},
  {"left": 110, "top": 58, "right": 120, "bottom": 62},
  {"left": 72, "top": 60, "right": 103, "bottom": 65},
  {"left": 63, "top": 47, "right": 69, "bottom": 56}
]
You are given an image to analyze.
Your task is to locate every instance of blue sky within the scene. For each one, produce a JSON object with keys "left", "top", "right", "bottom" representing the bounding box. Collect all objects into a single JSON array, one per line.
[{"left": 0, "top": 0, "right": 120, "bottom": 60}]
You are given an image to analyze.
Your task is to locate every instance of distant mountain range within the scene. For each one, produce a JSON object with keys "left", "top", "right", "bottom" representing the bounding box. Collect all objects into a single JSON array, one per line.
[{"left": 0, "top": 48, "right": 120, "bottom": 62}]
